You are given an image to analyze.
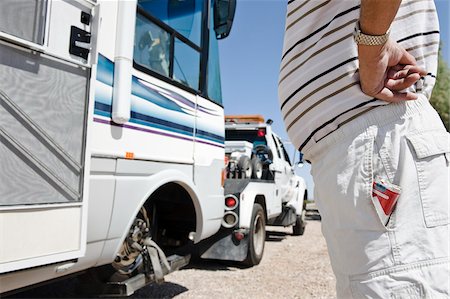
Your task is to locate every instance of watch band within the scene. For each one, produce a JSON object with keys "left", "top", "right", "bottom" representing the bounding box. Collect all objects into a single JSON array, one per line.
[{"left": 354, "top": 22, "right": 390, "bottom": 46}]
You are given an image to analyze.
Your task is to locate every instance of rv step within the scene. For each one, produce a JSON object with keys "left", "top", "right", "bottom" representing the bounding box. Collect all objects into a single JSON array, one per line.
[{"left": 101, "top": 254, "right": 190, "bottom": 297}]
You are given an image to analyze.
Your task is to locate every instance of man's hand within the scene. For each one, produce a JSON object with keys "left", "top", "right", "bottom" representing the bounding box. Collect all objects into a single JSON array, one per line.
[{"left": 358, "top": 38, "right": 427, "bottom": 102}]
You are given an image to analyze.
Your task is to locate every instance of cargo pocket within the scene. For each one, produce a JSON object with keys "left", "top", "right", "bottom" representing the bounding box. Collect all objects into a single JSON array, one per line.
[
  {"left": 406, "top": 130, "right": 450, "bottom": 228},
  {"left": 390, "top": 283, "right": 424, "bottom": 299}
]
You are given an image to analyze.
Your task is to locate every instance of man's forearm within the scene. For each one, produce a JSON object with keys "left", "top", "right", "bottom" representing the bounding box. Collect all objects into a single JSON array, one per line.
[
  {"left": 360, "top": 0, "right": 402, "bottom": 35},
  {"left": 357, "top": 0, "right": 425, "bottom": 102}
]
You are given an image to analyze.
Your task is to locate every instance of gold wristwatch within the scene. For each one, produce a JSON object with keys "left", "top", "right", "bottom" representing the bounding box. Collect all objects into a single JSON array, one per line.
[{"left": 354, "top": 22, "right": 390, "bottom": 46}]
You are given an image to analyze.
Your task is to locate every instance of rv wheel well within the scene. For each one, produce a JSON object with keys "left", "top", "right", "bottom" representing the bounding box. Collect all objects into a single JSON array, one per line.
[{"left": 145, "top": 182, "right": 196, "bottom": 252}]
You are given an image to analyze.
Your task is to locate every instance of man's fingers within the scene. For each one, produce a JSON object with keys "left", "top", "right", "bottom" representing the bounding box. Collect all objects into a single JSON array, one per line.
[
  {"left": 376, "top": 87, "right": 418, "bottom": 103},
  {"left": 385, "top": 73, "right": 421, "bottom": 90},
  {"left": 412, "top": 65, "right": 428, "bottom": 77},
  {"left": 388, "top": 65, "right": 427, "bottom": 80}
]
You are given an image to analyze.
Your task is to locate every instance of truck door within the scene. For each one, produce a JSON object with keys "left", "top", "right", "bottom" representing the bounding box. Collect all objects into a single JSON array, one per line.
[
  {"left": 271, "top": 135, "right": 295, "bottom": 203},
  {"left": 0, "top": 0, "right": 96, "bottom": 273}
]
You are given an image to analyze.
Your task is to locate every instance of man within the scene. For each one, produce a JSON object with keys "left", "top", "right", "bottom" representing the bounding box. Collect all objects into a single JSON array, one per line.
[{"left": 279, "top": 0, "right": 449, "bottom": 298}]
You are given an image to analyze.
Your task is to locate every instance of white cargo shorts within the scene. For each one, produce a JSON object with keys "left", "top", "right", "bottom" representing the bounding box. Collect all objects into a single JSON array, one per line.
[{"left": 304, "top": 97, "right": 450, "bottom": 298}]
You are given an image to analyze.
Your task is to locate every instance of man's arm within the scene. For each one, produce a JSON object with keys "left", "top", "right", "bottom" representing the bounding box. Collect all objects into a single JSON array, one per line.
[{"left": 358, "top": 0, "right": 427, "bottom": 102}]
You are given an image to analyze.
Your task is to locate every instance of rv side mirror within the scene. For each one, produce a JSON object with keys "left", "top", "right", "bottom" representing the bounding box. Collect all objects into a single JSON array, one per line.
[{"left": 214, "top": 0, "right": 236, "bottom": 39}]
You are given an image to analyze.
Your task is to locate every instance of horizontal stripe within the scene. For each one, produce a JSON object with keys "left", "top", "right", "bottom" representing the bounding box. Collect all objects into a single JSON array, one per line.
[
  {"left": 286, "top": 0, "right": 331, "bottom": 31},
  {"left": 280, "top": 33, "right": 353, "bottom": 84},
  {"left": 280, "top": 18, "right": 357, "bottom": 73},
  {"left": 284, "top": 69, "right": 358, "bottom": 119},
  {"left": 297, "top": 99, "right": 378, "bottom": 151},
  {"left": 400, "top": 0, "right": 431, "bottom": 8},
  {"left": 282, "top": 5, "right": 359, "bottom": 60},
  {"left": 405, "top": 41, "right": 440, "bottom": 52},
  {"left": 395, "top": 9, "right": 436, "bottom": 22},
  {"left": 281, "top": 57, "right": 358, "bottom": 110},
  {"left": 315, "top": 106, "right": 377, "bottom": 143},
  {"left": 131, "top": 111, "right": 194, "bottom": 135},
  {"left": 94, "top": 118, "right": 224, "bottom": 149},
  {"left": 195, "top": 129, "right": 225, "bottom": 143},
  {"left": 397, "top": 30, "right": 440, "bottom": 43},
  {"left": 94, "top": 102, "right": 224, "bottom": 144},
  {"left": 415, "top": 51, "right": 438, "bottom": 62},
  {"left": 286, "top": 82, "right": 359, "bottom": 131},
  {"left": 287, "top": 0, "right": 310, "bottom": 18}
]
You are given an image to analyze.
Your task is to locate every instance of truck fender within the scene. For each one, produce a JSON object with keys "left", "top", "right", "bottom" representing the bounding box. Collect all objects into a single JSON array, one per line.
[
  {"left": 237, "top": 184, "right": 274, "bottom": 229},
  {"left": 286, "top": 176, "right": 307, "bottom": 216}
]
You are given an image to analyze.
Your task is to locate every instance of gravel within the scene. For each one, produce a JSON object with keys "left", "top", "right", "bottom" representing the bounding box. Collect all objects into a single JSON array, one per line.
[
  {"left": 9, "top": 209, "right": 337, "bottom": 299},
  {"left": 133, "top": 209, "right": 336, "bottom": 299}
]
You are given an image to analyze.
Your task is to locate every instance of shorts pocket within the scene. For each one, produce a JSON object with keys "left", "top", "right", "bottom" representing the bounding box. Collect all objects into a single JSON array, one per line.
[
  {"left": 370, "top": 138, "right": 398, "bottom": 230},
  {"left": 390, "top": 283, "right": 424, "bottom": 299},
  {"left": 406, "top": 130, "right": 450, "bottom": 228}
]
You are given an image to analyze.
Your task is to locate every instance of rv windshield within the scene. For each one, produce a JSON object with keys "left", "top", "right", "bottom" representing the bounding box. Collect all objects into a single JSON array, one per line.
[{"left": 134, "top": 0, "right": 225, "bottom": 105}]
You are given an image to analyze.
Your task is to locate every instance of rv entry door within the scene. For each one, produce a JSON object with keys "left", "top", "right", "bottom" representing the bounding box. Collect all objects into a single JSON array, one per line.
[{"left": 0, "top": 0, "right": 97, "bottom": 273}]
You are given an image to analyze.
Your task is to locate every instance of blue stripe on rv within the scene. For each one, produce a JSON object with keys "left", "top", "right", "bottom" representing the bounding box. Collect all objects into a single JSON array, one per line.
[
  {"left": 94, "top": 102, "right": 224, "bottom": 144},
  {"left": 94, "top": 54, "right": 224, "bottom": 145}
]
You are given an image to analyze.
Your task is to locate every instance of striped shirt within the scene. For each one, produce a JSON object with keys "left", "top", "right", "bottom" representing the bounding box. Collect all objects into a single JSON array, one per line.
[{"left": 278, "top": 0, "right": 440, "bottom": 152}]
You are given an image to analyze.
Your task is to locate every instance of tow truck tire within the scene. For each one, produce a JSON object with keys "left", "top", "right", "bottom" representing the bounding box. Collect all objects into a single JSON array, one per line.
[
  {"left": 238, "top": 155, "right": 252, "bottom": 179},
  {"left": 251, "top": 157, "right": 263, "bottom": 179},
  {"left": 293, "top": 208, "right": 306, "bottom": 236},
  {"left": 244, "top": 203, "right": 266, "bottom": 266}
]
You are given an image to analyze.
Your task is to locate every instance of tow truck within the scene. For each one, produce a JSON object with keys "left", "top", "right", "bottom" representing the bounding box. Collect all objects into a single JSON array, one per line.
[{"left": 199, "top": 115, "right": 308, "bottom": 266}]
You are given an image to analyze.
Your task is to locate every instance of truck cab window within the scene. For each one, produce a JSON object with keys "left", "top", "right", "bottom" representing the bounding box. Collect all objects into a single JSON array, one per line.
[
  {"left": 271, "top": 135, "right": 282, "bottom": 159},
  {"left": 134, "top": 0, "right": 203, "bottom": 91},
  {"left": 277, "top": 137, "right": 292, "bottom": 166}
]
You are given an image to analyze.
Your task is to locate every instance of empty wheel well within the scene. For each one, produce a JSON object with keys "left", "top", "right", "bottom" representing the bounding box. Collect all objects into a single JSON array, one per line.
[{"left": 144, "top": 182, "right": 196, "bottom": 253}]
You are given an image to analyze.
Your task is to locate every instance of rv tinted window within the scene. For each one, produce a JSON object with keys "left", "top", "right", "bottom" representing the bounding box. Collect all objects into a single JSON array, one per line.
[
  {"left": 138, "top": 0, "right": 203, "bottom": 46},
  {"left": 0, "top": 0, "right": 47, "bottom": 45},
  {"left": 134, "top": 0, "right": 204, "bottom": 91},
  {"left": 135, "top": 14, "right": 171, "bottom": 77}
]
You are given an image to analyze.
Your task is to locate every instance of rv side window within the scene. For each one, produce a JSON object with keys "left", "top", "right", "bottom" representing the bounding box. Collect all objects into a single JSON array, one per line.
[
  {"left": 0, "top": 0, "right": 47, "bottom": 45},
  {"left": 134, "top": 0, "right": 203, "bottom": 91}
]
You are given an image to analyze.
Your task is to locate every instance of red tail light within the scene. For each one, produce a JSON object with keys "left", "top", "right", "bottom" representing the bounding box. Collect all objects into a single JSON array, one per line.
[
  {"left": 257, "top": 128, "right": 266, "bottom": 137},
  {"left": 234, "top": 231, "right": 245, "bottom": 241},
  {"left": 225, "top": 195, "right": 238, "bottom": 209}
]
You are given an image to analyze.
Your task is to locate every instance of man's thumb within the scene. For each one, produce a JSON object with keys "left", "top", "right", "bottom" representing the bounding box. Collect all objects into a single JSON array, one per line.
[{"left": 399, "top": 48, "right": 417, "bottom": 65}]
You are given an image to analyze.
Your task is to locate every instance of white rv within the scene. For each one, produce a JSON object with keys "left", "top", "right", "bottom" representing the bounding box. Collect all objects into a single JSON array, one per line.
[{"left": 0, "top": 0, "right": 235, "bottom": 295}]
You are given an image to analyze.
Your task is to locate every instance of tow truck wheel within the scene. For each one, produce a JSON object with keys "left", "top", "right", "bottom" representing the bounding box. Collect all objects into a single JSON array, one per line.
[
  {"left": 293, "top": 208, "right": 306, "bottom": 236},
  {"left": 251, "top": 157, "right": 263, "bottom": 179},
  {"left": 238, "top": 155, "right": 252, "bottom": 179},
  {"left": 244, "top": 203, "right": 265, "bottom": 266}
]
